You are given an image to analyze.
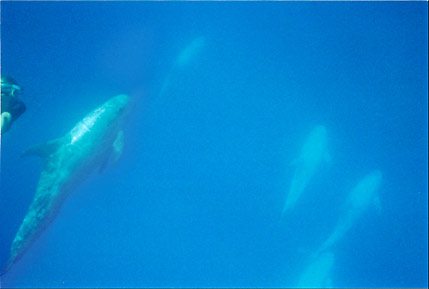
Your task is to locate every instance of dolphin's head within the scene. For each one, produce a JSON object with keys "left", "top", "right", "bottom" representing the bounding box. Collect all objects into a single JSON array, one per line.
[
  {"left": 303, "top": 125, "right": 328, "bottom": 157},
  {"left": 105, "top": 94, "right": 131, "bottom": 113},
  {"left": 370, "top": 170, "right": 382, "bottom": 181},
  {"left": 83, "top": 94, "right": 133, "bottom": 140},
  {"left": 176, "top": 36, "right": 205, "bottom": 67},
  {"left": 298, "top": 251, "right": 335, "bottom": 287},
  {"left": 102, "top": 94, "right": 133, "bottom": 124},
  {"left": 348, "top": 170, "right": 383, "bottom": 208},
  {"left": 313, "top": 125, "right": 327, "bottom": 139},
  {"left": 306, "top": 125, "right": 327, "bottom": 147},
  {"left": 367, "top": 170, "right": 382, "bottom": 190}
]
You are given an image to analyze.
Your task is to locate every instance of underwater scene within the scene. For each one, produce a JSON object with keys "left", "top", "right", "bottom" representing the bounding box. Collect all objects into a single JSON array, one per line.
[{"left": 0, "top": 1, "right": 427, "bottom": 288}]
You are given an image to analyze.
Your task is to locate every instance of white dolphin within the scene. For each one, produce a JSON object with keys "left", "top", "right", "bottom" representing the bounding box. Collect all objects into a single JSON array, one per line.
[
  {"left": 282, "top": 125, "right": 330, "bottom": 215},
  {"left": 297, "top": 251, "right": 335, "bottom": 288},
  {"left": 1, "top": 94, "right": 133, "bottom": 275},
  {"left": 318, "top": 170, "right": 382, "bottom": 254}
]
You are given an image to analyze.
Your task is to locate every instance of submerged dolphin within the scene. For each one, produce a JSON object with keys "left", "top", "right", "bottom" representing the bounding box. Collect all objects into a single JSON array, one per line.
[
  {"left": 318, "top": 170, "right": 382, "bottom": 254},
  {"left": 282, "top": 125, "right": 330, "bottom": 215},
  {"left": 176, "top": 36, "right": 205, "bottom": 68},
  {"left": 160, "top": 36, "right": 205, "bottom": 97},
  {"left": 1, "top": 94, "right": 132, "bottom": 275},
  {"left": 297, "top": 251, "right": 335, "bottom": 288}
]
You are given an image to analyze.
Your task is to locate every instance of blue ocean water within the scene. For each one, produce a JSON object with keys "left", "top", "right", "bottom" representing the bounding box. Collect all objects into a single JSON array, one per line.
[{"left": 0, "top": 2, "right": 427, "bottom": 288}]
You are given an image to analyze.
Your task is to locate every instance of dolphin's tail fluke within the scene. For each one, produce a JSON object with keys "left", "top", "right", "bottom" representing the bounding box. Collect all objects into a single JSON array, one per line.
[
  {"left": 0, "top": 265, "right": 7, "bottom": 277},
  {"left": 0, "top": 266, "right": 7, "bottom": 288},
  {"left": 0, "top": 261, "right": 12, "bottom": 278},
  {"left": 316, "top": 212, "right": 354, "bottom": 257}
]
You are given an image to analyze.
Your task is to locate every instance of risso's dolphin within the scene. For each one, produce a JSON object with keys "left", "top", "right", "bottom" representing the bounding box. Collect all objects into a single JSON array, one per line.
[
  {"left": 1, "top": 94, "right": 132, "bottom": 275},
  {"left": 297, "top": 251, "right": 335, "bottom": 288},
  {"left": 318, "top": 170, "right": 382, "bottom": 254},
  {"left": 282, "top": 125, "right": 330, "bottom": 215}
]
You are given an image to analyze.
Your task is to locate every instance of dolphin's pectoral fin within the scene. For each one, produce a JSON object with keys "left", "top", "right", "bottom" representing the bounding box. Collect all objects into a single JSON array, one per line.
[
  {"left": 21, "top": 137, "right": 63, "bottom": 159},
  {"left": 112, "top": 130, "right": 124, "bottom": 164},
  {"left": 373, "top": 194, "right": 382, "bottom": 215},
  {"left": 98, "top": 131, "right": 124, "bottom": 173}
]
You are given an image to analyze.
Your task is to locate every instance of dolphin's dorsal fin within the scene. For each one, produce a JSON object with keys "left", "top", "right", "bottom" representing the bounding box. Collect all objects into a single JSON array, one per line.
[
  {"left": 112, "top": 130, "right": 124, "bottom": 164},
  {"left": 21, "top": 137, "right": 63, "bottom": 159}
]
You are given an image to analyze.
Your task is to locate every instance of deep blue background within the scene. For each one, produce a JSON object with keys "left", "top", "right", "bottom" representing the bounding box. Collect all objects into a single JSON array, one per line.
[{"left": 1, "top": 2, "right": 427, "bottom": 288}]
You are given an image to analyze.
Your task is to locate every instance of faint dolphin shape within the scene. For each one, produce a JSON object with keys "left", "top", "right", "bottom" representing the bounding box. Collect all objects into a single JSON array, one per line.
[
  {"left": 318, "top": 170, "right": 382, "bottom": 254},
  {"left": 1, "top": 94, "right": 133, "bottom": 276},
  {"left": 160, "top": 36, "right": 206, "bottom": 97},
  {"left": 282, "top": 125, "right": 330, "bottom": 215},
  {"left": 176, "top": 36, "right": 205, "bottom": 68},
  {"left": 297, "top": 251, "right": 335, "bottom": 288}
]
